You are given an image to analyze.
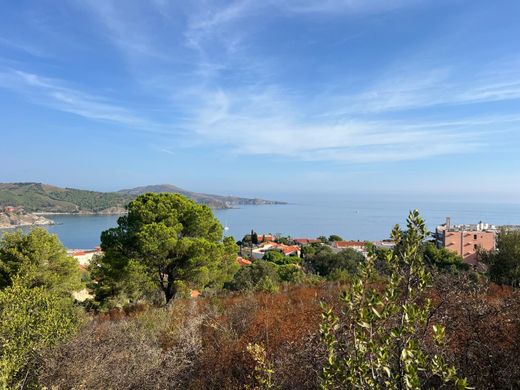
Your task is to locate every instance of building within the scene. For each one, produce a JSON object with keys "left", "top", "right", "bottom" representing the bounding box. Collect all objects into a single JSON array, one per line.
[
  {"left": 371, "top": 240, "right": 396, "bottom": 250},
  {"left": 68, "top": 247, "right": 103, "bottom": 266},
  {"left": 435, "top": 217, "right": 496, "bottom": 266},
  {"left": 257, "top": 234, "right": 274, "bottom": 242},
  {"left": 293, "top": 238, "right": 321, "bottom": 245},
  {"left": 252, "top": 241, "right": 301, "bottom": 259},
  {"left": 331, "top": 240, "right": 368, "bottom": 257},
  {"left": 332, "top": 240, "right": 366, "bottom": 250}
]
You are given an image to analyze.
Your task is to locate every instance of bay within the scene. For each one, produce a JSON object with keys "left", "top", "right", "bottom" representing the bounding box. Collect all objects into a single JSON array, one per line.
[{"left": 2, "top": 194, "right": 520, "bottom": 249}]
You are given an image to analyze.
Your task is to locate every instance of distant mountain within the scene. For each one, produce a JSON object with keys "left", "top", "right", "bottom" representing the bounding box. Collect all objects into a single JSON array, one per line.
[
  {"left": 0, "top": 183, "right": 285, "bottom": 214},
  {"left": 118, "top": 184, "right": 286, "bottom": 209}
]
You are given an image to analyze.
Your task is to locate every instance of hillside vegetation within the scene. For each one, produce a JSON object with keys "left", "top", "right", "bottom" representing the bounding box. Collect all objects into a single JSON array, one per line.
[
  {"left": 0, "top": 183, "right": 285, "bottom": 213},
  {"left": 0, "top": 183, "right": 132, "bottom": 213},
  {"left": 36, "top": 280, "right": 520, "bottom": 389}
]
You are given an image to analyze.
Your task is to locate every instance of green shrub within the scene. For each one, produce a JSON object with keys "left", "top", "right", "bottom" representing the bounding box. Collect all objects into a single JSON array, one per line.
[
  {"left": 0, "top": 281, "right": 81, "bottom": 388},
  {"left": 320, "top": 211, "right": 469, "bottom": 389}
]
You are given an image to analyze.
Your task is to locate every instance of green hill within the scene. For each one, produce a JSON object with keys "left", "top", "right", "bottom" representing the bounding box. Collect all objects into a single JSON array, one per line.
[
  {"left": 118, "top": 184, "right": 287, "bottom": 208},
  {"left": 0, "top": 183, "right": 285, "bottom": 213},
  {"left": 0, "top": 183, "right": 132, "bottom": 213}
]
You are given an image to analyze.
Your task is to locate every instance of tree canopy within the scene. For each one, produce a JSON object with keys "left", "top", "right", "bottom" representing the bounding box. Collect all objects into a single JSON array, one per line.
[
  {"left": 0, "top": 281, "right": 81, "bottom": 389},
  {"left": 0, "top": 228, "right": 83, "bottom": 295},
  {"left": 227, "top": 260, "right": 280, "bottom": 292},
  {"left": 422, "top": 242, "right": 469, "bottom": 271},
  {"left": 93, "top": 193, "right": 239, "bottom": 305},
  {"left": 304, "top": 245, "right": 364, "bottom": 279},
  {"left": 0, "top": 229, "right": 82, "bottom": 388},
  {"left": 262, "top": 250, "right": 300, "bottom": 265},
  {"left": 481, "top": 229, "right": 520, "bottom": 287}
]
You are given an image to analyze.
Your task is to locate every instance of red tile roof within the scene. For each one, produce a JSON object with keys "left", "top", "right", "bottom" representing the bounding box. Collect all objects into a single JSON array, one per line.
[
  {"left": 280, "top": 245, "right": 300, "bottom": 255},
  {"left": 260, "top": 242, "right": 300, "bottom": 255},
  {"left": 334, "top": 241, "right": 366, "bottom": 248},
  {"left": 236, "top": 256, "right": 252, "bottom": 266},
  {"left": 70, "top": 248, "right": 102, "bottom": 257}
]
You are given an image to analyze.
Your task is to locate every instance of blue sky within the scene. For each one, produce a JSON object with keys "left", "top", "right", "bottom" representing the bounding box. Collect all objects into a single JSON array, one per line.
[{"left": 0, "top": 0, "right": 519, "bottom": 200}]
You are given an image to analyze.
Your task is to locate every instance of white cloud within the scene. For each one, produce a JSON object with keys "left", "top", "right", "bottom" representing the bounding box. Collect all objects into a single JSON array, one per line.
[
  {"left": 179, "top": 86, "right": 502, "bottom": 163},
  {"left": 0, "top": 69, "right": 165, "bottom": 132},
  {"left": 328, "top": 60, "right": 520, "bottom": 115},
  {"left": 183, "top": 0, "right": 420, "bottom": 56},
  {"left": 79, "top": 0, "right": 176, "bottom": 62},
  {"left": 4, "top": 1, "right": 519, "bottom": 166}
]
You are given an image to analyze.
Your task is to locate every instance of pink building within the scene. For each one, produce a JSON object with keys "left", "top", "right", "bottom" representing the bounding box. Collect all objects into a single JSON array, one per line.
[{"left": 436, "top": 218, "right": 496, "bottom": 266}]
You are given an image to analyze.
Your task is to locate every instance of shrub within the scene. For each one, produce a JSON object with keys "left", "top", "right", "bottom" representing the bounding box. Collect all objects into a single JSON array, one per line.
[
  {"left": 305, "top": 246, "right": 363, "bottom": 279},
  {"left": 0, "top": 281, "right": 81, "bottom": 388},
  {"left": 320, "top": 211, "right": 469, "bottom": 389},
  {"left": 227, "top": 260, "right": 280, "bottom": 291}
]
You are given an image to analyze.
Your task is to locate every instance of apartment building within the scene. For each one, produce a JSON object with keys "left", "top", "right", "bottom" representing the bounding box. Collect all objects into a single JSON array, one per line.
[{"left": 435, "top": 217, "right": 496, "bottom": 266}]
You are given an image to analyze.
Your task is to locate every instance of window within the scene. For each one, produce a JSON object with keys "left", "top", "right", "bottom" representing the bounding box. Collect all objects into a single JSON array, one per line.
[{"left": 474, "top": 234, "right": 477, "bottom": 240}]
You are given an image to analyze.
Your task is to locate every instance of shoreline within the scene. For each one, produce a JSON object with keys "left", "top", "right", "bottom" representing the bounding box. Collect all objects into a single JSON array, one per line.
[
  {"left": 1, "top": 211, "right": 56, "bottom": 230},
  {"left": 31, "top": 203, "right": 286, "bottom": 216},
  {"left": 0, "top": 221, "right": 55, "bottom": 230},
  {"left": 33, "top": 212, "right": 125, "bottom": 216}
]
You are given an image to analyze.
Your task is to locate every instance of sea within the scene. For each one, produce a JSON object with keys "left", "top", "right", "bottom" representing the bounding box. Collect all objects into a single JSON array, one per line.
[{"left": 2, "top": 194, "right": 520, "bottom": 249}]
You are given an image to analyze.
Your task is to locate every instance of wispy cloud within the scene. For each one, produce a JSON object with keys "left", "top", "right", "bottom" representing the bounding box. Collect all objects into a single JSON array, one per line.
[
  {"left": 0, "top": 37, "right": 48, "bottom": 57},
  {"left": 275, "top": 0, "right": 419, "bottom": 15},
  {"left": 185, "top": 0, "right": 255, "bottom": 49},
  {"left": 328, "top": 60, "right": 520, "bottom": 115},
  {"left": 183, "top": 0, "right": 417, "bottom": 56},
  {"left": 3, "top": 1, "right": 519, "bottom": 166},
  {"left": 157, "top": 147, "right": 175, "bottom": 155},
  {"left": 79, "top": 0, "right": 177, "bottom": 62},
  {"left": 178, "top": 86, "right": 512, "bottom": 163},
  {"left": 0, "top": 68, "right": 165, "bottom": 132}
]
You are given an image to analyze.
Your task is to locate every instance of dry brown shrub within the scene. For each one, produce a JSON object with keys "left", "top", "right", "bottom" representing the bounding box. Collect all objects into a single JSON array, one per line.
[
  {"left": 36, "top": 278, "right": 520, "bottom": 389},
  {"left": 430, "top": 274, "right": 520, "bottom": 389}
]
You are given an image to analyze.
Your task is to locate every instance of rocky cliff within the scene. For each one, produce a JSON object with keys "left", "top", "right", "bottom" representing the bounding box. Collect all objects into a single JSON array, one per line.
[{"left": 0, "top": 210, "right": 54, "bottom": 229}]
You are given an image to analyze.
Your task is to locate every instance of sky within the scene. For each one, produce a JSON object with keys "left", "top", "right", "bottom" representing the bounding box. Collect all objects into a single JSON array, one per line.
[{"left": 0, "top": 0, "right": 519, "bottom": 200}]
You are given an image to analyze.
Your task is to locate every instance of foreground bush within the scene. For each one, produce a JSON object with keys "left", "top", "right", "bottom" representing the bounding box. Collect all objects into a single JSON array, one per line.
[
  {"left": 36, "top": 277, "right": 520, "bottom": 389},
  {"left": 481, "top": 229, "right": 520, "bottom": 287},
  {"left": 320, "top": 211, "right": 467, "bottom": 389},
  {"left": 0, "top": 228, "right": 83, "bottom": 294},
  {"left": 0, "top": 282, "right": 80, "bottom": 389}
]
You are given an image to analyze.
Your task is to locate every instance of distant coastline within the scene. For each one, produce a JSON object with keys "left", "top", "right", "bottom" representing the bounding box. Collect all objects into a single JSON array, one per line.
[
  {"left": 0, "top": 182, "right": 286, "bottom": 214},
  {"left": 33, "top": 209, "right": 126, "bottom": 216}
]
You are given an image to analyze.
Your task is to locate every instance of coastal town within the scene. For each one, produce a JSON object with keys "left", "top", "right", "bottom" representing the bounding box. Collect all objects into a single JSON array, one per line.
[
  {"left": 63, "top": 216, "right": 520, "bottom": 277},
  {"left": 59, "top": 215, "right": 519, "bottom": 304},
  {"left": 3, "top": 199, "right": 514, "bottom": 273},
  {"left": 232, "top": 217, "right": 515, "bottom": 270}
]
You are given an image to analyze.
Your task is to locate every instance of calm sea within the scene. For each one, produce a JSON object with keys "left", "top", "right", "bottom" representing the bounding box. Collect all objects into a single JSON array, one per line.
[{"left": 2, "top": 194, "right": 520, "bottom": 249}]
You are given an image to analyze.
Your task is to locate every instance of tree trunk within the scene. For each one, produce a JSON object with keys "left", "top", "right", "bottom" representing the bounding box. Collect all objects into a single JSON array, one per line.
[{"left": 164, "top": 273, "right": 176, "bottom": 303}]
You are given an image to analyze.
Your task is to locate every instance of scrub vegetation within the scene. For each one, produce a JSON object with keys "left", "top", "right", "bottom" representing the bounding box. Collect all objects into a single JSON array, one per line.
[{"left": 1, "top": 194, "right": 519, "bottom": 389}]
